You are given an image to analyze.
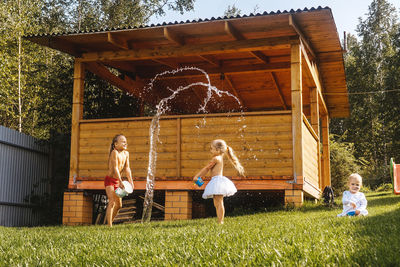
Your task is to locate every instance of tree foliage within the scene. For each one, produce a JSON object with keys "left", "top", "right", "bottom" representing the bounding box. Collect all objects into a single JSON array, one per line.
[
  {"left": 224, "top": 4, "right": 241, "bottom": 17},
  {"left": 331, "top": 0, "right": 400, "bottom": 188},
  {"left": 330, "top": 134, "right": 362, "bottom": 194},
  {"left": 0, "top": 0, "right": 195, "bottom": 224}
]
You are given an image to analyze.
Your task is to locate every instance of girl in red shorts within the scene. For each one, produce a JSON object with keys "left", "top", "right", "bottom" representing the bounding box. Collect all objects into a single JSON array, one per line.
[{"left": 105, "top": 134, "right": 133, "bottom": 227}]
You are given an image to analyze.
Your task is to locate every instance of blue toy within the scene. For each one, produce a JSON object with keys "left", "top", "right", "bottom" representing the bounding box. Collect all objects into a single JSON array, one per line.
[
  {"left": 346, "top": 211, "right": 356, "bottom": 216},
  {"left": 194, "top": 177, "right": 204, "bottom": 187}
]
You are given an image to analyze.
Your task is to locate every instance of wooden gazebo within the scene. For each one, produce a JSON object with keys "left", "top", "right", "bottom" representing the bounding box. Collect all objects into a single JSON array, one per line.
[{"left": 26, "top": 6, "right": 349, "bottom": 225}]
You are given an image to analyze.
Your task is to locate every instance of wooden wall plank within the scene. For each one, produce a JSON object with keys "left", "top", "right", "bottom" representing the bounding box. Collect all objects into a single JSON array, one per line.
[{"left": 77, "top": 112, "right": 294, "bottom": 179}]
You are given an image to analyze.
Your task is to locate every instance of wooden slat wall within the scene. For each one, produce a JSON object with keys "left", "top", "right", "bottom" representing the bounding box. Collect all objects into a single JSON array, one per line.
[
  {"left": 302, "top": 121, "right": 319, "bottom": 189},
  {"left": 78, "top": 119, "right": 177, "bottom": 178},
  {"left": 77, "top": 112, "right": 293, "bottom": 179},
  {"left": 180, "top": 114, "right": 293, "bottom": 177}
]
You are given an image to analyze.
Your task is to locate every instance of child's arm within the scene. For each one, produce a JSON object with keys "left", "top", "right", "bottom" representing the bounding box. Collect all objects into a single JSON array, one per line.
[
  {"left": 110, "top": 150, "right": 124, "bottom": 189},
  {"left": 342, "top": 191, "right": 355, "bottom": 207},
  {"left": 124, "top": 151, "right": 133, "bottom": 186},
  {"left": 192, "top": 158, "right": 217, "bottom": 181}
]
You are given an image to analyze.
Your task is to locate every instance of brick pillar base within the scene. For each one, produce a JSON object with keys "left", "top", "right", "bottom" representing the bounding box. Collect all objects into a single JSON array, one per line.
[
  {"left": 284, "top": 189, "right": 303, "bottom": 207},
  {"left": 165, "top": 191, "right": 192, "bottom": 220},
  {"left": 63, "top": 191, "right": 93, "bottom": 225}
]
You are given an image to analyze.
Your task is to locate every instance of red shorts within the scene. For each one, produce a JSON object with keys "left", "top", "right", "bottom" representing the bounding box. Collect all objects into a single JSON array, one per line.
[{"left": 104, "top": 176, "right": 119, "bottom": 190}]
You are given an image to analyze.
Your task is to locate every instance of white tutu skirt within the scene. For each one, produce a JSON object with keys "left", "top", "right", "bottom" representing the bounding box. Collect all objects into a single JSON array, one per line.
[{"left": 202, "top": 175, "right": 237, "bottom": 199}]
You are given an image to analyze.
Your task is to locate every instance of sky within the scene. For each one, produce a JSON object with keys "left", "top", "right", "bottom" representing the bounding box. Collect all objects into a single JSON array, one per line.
[{"left": 149, "top": 0, "right": 400, "bottom": 37}]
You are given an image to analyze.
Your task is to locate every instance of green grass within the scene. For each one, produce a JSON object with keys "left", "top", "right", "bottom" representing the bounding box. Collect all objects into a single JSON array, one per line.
[{"left": 1, "top": 192, "right": 399, "bottom": 266}]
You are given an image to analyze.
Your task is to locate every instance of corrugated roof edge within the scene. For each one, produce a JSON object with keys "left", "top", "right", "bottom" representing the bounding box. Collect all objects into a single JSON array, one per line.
[{"left": 24, "top": 6, "right": 330, "bottom": 38}]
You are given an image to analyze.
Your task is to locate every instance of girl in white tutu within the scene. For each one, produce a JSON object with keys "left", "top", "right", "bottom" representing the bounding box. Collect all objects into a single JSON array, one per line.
[{"left": 193, "top": 139, "right": 244, "bottom": 224}]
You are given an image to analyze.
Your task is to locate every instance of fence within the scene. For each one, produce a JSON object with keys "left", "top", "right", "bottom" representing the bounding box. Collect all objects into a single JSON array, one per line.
[{"left": 0, "top": 126, "right": 51, "bottom": 227}]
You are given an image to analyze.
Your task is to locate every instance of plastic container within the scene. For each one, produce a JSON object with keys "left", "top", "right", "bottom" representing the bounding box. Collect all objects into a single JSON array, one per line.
[
  {"left": 346, "top": 211, "right": 356, "bottom": 216},
  {"left": 115, "top": 181, "right": 134, "bottom": 198},
  {"left": 194, "top": 177, "right": 204, "bottom": 187}
]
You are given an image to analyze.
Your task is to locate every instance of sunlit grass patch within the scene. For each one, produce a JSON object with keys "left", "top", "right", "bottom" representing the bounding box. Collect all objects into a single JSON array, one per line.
[{"left": 1, "top": 192, "right": 399, "bottom": 266}]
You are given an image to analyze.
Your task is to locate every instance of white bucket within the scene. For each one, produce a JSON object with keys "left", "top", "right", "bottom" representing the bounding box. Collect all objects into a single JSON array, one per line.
[{"left": 115, "top": 181, "right": 134, "bottom": 198}]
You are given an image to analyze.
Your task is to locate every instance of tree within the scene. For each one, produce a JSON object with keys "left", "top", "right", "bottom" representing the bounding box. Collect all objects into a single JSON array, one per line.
[
  {"left": 331, "top": 0, "right": 400, "bottom": 187},
  {"left": 224, "top": 4, "right": 241, "bottom": 17},
  {"left": 0, "top": 0, "right": 196, "bottom": 224},
  {"left": 330, "top": 134, "right": 362, "bottom": 194}
]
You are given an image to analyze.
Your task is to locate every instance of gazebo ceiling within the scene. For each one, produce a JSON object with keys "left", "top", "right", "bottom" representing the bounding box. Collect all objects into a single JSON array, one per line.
[{"left": 25, "top": 6, "right": 349, "bottom": 117}]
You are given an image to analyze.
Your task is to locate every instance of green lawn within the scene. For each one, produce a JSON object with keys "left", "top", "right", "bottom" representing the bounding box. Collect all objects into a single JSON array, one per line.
[{"left": 1, "top": 192, "right": 399, "bottom": 266}]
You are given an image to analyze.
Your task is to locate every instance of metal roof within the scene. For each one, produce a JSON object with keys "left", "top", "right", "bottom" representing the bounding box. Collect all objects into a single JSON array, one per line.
[
  {"left": 25, "top": 6, "right": 330, "bottom": 38},
  {"left": 24, "top": 6, "right": 349, "bottom": 117}
]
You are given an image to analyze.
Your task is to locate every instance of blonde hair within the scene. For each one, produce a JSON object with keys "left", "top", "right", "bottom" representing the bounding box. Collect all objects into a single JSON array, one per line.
[
  {"left": 349, "top": 173, "right": 362, "bottom": 185},
  {"left": 212, "top": 139, "right": 245, "bottom": 176}
]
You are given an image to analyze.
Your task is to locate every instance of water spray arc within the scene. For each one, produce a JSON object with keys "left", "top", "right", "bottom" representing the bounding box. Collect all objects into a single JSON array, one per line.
[{"left": 141, "top": 67, "right": 242, "bottom": 223}]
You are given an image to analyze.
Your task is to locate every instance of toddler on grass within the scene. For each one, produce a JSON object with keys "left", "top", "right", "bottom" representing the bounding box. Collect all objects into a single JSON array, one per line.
[{"left": 337, "top": 173, "right": 368, "bottom": 217}]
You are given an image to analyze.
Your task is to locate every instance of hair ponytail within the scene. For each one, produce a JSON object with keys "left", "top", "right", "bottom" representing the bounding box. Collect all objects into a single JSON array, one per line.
[
  {"left": 109, "top": 134, "right": 124, "bottom": 156},
  {"left": 212, "top": 139, "right": 245, "bottom": 176},
  {"left": 226, "top": 145, "right": 245, "bottom": 176}
]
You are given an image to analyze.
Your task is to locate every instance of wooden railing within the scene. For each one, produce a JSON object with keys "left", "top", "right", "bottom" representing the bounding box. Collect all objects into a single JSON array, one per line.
[
  {"left": 302, "top": 115, "right": 320, "bottom": 194},
  {"left": 77, "top": 111, "right": 293, "bottom": 179}
]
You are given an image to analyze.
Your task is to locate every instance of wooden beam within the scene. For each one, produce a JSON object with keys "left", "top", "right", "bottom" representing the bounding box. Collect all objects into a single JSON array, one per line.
[
  {"left": 140, "top": 62, "right": 290, "bottom": 79},
  {"left": 269, "top": 72, "right": 288, "bottom": 110},
  {"left": 309, "top": 87, "right": 319, "bottom": 136},
  {"left": 79, "top": 37, "right": 291, "bottom": 62},
  {"left": 85, "top": 62, "right": 147, "bottom": 100},
  {"left": 157, "top": 28, "right": 205, "bottom": 107},
  {"left": 251, "top": 51, "right": 270, "bottom": 63},
  {"left": 224, "top": 21, "right": 245, "bottom": 40},
  {"left": 225, "top": 74, "right": 245, "bottom": 107},
  {"left": 74, "top": 179, "right": 295, "bottom": 190},
  {"left": 321, "top": 114, "right": 331, "bottom": 189},
  {"left": 46, "top": 37, "right": 83, "bottom": 57},
  {"left": 163, "top": 27, "right": 185, "bottom": 46},
  {"left": 199, "top": 55, "right": 220, "bottom": 67},
  {"left": 107, "top": 32, "right": 129, "bottom": 50},
  {"left": 103, "top": 61, "right": 136, "bottom": 73},
  {"left": 300, "top": 41, "right": 328, "bottom": 115},
  {"left": 224, "top": 21, "right": 269, "bottom": 64},
  {"left": 176, "top": 118, "right": 181, "bottom": 177},
  {"left": 290, "top": 43, "right": 303, "bottom": 182},
  {"left": 318, "top": 89, "right": 328, "bottom": 116},
  {"left": 152, "top": 59, "right": 180, "bottom": 69},
  {"left": 69, "top": 60, "right": 85, "bottom": 188},
  {"left": 288, "top": 14, "right": 316, "bottom": 59}
]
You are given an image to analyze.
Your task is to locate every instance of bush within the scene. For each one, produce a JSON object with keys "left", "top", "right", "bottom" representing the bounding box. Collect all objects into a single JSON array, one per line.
[
  {"left": 330, "top": 134, "right": 361, "bottom": 195},
  {"left": 360, "top": 164, "right": 392, "bottom": 189},
  {"left": 361, "top": 185, "right": 372, "bottom": 193},
  {"left": 375, "top": 183, "right": 393, "bottom": 192}
]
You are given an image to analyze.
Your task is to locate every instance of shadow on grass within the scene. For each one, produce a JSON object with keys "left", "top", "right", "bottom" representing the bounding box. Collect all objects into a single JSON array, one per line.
[
  {"left": 296, "top": 203, "right": 339, "bottom": 213},
  {"left": 366, "top": 192, "right": 394, "bottom": 198},
  {"left": 350, "top": 205, "right": 400, "bottom": 265},
  {"left": 140, "top": 218, "right": 212, "bottom": 230}
]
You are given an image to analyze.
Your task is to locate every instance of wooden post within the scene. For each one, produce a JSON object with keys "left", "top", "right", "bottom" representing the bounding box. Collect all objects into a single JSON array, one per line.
[
  {"left": 310, "top": 87, "right": 322, "bottom": 190},
  {"left": 321, "top": 114, "right": 331, "bottom": 189},
  {"left": 176, "top": 118, "right": 181, "bottom": 178},
  {"left": 290, "top": 41, "right": 303, "bottom": 184},
  {"left": 69, "top": 60, "right": 85, "bottom": 188}
]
